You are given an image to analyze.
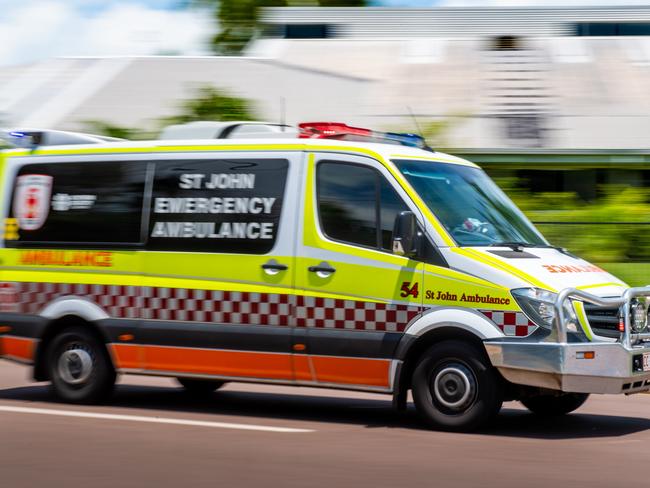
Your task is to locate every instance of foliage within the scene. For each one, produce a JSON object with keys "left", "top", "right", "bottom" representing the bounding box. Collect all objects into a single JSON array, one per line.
[
  {"left": 493, "top": 178, "right": 650, "bottom": 264},
  {"left": 161, "top": 86, "right": 257, "bottom": 125},
  {"left": 199, "top": 0, "right": 366, "bottom": 55},
  {"left": 599, "top": 263, "right": 650, "bottom": 287},
  {"left": 85, "top": 86, "right": 257, "bottom": 139},
  {"left": 210, "top": 0, "right": 285, "bottom": 55},
  {"left": 83, "top": 121, "right": 151, "bottom": 140},
  {"left": 387, "top": 114, "right": 467, "bottom": 151},
  {"left": 418, "top": 118, "right": 464, "bottom": 151}
]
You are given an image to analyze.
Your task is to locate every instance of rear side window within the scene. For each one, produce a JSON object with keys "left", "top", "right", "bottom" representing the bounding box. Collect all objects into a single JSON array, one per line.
[
  {"left": 148, "top": 159, "right": 288, "bottom": 253},
  {"left": 317, "top": 161, "right": 409, "bottom": 251},
  {"left": 7, "top": 161, "right": 146, "bottom": 247}
]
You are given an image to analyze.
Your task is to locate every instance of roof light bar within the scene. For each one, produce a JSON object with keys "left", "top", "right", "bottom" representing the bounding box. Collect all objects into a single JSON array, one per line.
[{"left": 298, "top": 122, "right": 431, "bottom": 150}]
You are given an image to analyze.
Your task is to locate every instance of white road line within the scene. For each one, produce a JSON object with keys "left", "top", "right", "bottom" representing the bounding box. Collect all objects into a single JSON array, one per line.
[{"left": 0, "top": 406, "right": 314, "bottom": 433}]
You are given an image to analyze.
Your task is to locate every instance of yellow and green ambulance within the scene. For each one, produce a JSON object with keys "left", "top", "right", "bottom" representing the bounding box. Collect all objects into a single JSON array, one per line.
[{"left": 0, "top": 123, "right": 648, "bottom": 431}]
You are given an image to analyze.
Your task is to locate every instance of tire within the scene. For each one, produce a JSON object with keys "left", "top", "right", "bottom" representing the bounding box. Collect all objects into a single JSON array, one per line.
[
  {"left": 176, "top": 378, "right": 225, "bottom": 395},
  {"left": 46, "top": 326, "right": 116, "bottom": 404},
  {"left": 412, "top": 340, "right": 503, "bottom": 432},
  {"left": 521, "top": 393, "right": 589, "bottom": 416}
]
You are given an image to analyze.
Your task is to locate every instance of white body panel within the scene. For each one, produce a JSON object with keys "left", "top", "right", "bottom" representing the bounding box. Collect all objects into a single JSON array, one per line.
[{"left": 405, "top": 307, "right": 503, "bottom": 339}]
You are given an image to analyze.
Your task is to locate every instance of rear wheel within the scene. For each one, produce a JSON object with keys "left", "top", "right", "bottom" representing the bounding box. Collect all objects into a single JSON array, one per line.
[
  {"left": 521, "top": 393, "right": 589, "bottom": 416},
  {"left": 46, "top": 326, "right": 116, "bottom": 404},
  {"left": 412, "top": 340, "right": 503, "bottom": 432},
  {"left": 176, "top": 378, "right": 225, "bottom": 395}
]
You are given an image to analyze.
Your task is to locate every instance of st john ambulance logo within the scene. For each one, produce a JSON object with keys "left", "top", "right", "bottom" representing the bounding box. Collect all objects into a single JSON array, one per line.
[{"left": 13, "top": 174, "right": 53, "bottom": 230}]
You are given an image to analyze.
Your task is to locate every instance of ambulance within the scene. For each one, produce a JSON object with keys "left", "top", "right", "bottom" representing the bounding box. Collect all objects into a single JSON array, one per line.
[{"left": 0, "top": 122, "right": 649, "bottom": 432}]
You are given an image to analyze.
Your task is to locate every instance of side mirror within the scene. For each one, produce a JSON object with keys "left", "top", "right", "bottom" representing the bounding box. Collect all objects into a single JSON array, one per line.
[{"left": 392, "top": 211, "right": 418, "bottom": 257}]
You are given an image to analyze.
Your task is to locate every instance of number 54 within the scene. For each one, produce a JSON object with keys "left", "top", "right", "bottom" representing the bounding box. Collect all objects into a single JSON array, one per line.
[{"left": 400, "top": 281, "right": 419, "bottom": 298}]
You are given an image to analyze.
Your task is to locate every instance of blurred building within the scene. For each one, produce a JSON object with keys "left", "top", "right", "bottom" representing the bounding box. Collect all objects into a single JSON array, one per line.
[
  {"left": 2, "top": 4, "right": 650, "bottom": 160},
  {"left": 257, "top": 5, "right": 650, "bottom": 151},
  {"left": 0, "top": 56, "right": 366, "bottom": 136}
]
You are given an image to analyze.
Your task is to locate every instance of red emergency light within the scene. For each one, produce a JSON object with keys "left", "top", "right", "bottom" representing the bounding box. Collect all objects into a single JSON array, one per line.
[
  {"left": 298, "top": 122, "right": 371, "bottom": 139},
  {"left": 298, "top": 121, "right": 431, "bottom": 150}
]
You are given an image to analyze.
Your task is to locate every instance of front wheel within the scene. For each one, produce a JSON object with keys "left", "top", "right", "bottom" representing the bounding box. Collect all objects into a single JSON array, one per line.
[
  {"left": 412, "top": 340, "right": 503, "bottom": 432},
  {"left": 521, "top": 393, "right": 589, "bottom": 416},
  {"left": 46, "top": 326, "right": 116, "bottom": 404}
]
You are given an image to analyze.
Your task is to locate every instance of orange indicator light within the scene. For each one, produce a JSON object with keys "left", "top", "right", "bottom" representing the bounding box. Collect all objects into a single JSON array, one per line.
[{"left": 576, "top": 351, "right": 595, "bottom": 360}]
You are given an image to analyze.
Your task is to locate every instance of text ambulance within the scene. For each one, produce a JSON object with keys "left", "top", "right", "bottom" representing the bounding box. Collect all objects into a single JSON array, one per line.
[{"left": 0, "top": 123, "right": 649, "bottom": 431}]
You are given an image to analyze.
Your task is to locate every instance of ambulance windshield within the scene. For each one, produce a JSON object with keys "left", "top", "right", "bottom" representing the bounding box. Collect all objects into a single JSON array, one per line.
[{"left": 393, "top": 159, "right": 546, "bottom": 247}]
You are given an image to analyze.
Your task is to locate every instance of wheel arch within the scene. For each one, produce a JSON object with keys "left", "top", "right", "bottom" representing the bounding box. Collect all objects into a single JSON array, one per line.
[
  {"left": 33, "top": 314, "right": 113, "bottom": 382},
  {"left": 39, "top": 296, "right": 110, "bottom": 323},
  {"left": 395, "top": 308, "right": 504, "bottom": 396}
]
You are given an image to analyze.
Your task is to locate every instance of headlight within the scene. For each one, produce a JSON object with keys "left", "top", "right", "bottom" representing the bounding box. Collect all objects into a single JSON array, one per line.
[
  {"left": 630, "top": 298, "right": 648, "bottom": 333},
  {"left": 511, "top": 288, "right": 579, "bottom": 332}
]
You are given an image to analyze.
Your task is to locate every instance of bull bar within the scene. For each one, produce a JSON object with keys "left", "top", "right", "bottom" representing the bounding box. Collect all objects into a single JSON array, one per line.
[{"left": 484, "top": 286, "right": 650, "bottom": 394}]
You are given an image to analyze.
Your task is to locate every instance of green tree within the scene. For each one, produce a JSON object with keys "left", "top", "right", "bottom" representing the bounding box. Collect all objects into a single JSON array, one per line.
[
  {"left": 162, "top": 86, "right": 257, "bottom": 124},
  {"left": 211, "top": 0, "right": 284, "bottom": 55},
  {"left": 83, "top": 121, "right": 150, "bottom": 140},
  {"left": 387, "top": 114, "right": 467, "bottom": 151},
  {"left": 199, "top": 0, "right": 366, "bottom": 55},
  {"left": 85, "top": 85, "right": 258, "bottom": 138}
]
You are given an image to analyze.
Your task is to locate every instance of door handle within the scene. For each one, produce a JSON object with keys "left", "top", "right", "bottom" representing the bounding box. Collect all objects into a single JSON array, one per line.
[
  {"left": 262, "top": 259, "right": 288, "bottom": 275},
  {"left": 308, "top": 262, "right": 336, "bottom": 274}
]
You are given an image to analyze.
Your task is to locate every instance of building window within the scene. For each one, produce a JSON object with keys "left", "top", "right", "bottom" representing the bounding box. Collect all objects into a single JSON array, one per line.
[
  {"left": 575, "top": 23, "right": 650, "bottom": 36},
  {"left": 284, "top": 24, "right": 330, "bottom": 39},
  {"left": 491, "top": 36, "right": 522, "bottom": 50}
]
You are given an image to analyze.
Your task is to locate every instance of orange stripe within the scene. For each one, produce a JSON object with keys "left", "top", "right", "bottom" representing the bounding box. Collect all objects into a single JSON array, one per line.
[
  {"left": 1, "top": 336, "right": 35, "bottom": 362},
  {"left": 114, "top": 344, "right": 389, "bottom": 388},
  {"left": 310, "top": 356, "right": 391, "bottom": 387},
  {"left": 142, "top": 346, "right": 294, "bottom": 381},
  {"left": 292, "top": 354, "right": 314, "bottom": 382},
  {"left": 110, "top": 344, "right": 142, "bottom": 369}
]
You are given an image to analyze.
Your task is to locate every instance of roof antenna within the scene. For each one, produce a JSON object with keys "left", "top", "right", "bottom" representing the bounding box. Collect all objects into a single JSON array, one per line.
[{"left": 407, "top": 106, "right": 434, "bottom": 152}]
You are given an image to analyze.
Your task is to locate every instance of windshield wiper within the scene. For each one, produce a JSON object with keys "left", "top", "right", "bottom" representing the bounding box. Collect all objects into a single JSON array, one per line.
[
  {"left": 489, "top": 241, "right": 576, "bottom": 257},
  {"left": 488, "top": 241, "right": 535, "bottom": 251}
]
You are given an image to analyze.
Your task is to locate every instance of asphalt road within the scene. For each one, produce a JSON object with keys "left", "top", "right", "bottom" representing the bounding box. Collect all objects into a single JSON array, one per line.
[{"left": 1, "top": 361, "right": 649, "bottom": 488}]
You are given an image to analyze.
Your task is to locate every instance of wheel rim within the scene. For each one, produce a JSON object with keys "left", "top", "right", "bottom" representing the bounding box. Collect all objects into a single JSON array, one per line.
[
  {"left": 430, "top": 362, "right": 477, "bottom": 413},
  {"left": 57, "top": 345, "right": 94, "bottom": 385}
]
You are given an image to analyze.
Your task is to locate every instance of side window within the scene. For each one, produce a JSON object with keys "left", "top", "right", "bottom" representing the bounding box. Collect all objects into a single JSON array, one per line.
[
  {"left": 317, "top": 163, "right": 377, "bottom": 248},
  {"left": 148, "top": 159, "right": 288, "bottom": 254},
  {"left": 380, "top": 178, "right": 409, "bottom": 251},
  {"left": 7, "top": 161, "right": 146, "bottom": 247},
  {"left": 317, "top": 161, "right": 409, "bottom": 251}
]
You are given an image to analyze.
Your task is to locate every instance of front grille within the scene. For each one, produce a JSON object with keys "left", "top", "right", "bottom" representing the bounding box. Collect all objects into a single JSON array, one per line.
[{"left": 584, "top": 303, "right": 621, "bottom": 338}]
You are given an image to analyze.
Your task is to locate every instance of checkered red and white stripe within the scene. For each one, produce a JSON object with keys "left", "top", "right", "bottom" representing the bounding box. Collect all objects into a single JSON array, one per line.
[
  {"left": 480, "top": 310, "right": 537, "bottom": 337},
  {"left": 0, "top": 282, "right": 20, "bottom": 313},
  {"left": 4, "top": 282, "right": 422, "bottom": 332},
  {"left": 14, "top": 282, "right": 140, "bottom": 318},
  {"left": 4, "top": 281, "right": 533, "bottom": 335},
  {"left": 295, "top": 296, "right": 421, "bottom": 332},
  {"left": 140, "top": 287, "right": 293, "bottom": 326}
]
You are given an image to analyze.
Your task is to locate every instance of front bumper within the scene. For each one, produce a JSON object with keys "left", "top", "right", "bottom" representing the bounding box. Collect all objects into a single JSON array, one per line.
[
  {"left": 484, "top": 339, "right": 650, "bottom": 394},
  {"left": 484, "top": 286, "right": 650, "bottom": 395}
]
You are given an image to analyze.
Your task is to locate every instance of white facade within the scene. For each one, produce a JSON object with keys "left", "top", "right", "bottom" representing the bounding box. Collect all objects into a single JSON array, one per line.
[{"left": 2, "top": 6, "right": 650, "bottom": 149}]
